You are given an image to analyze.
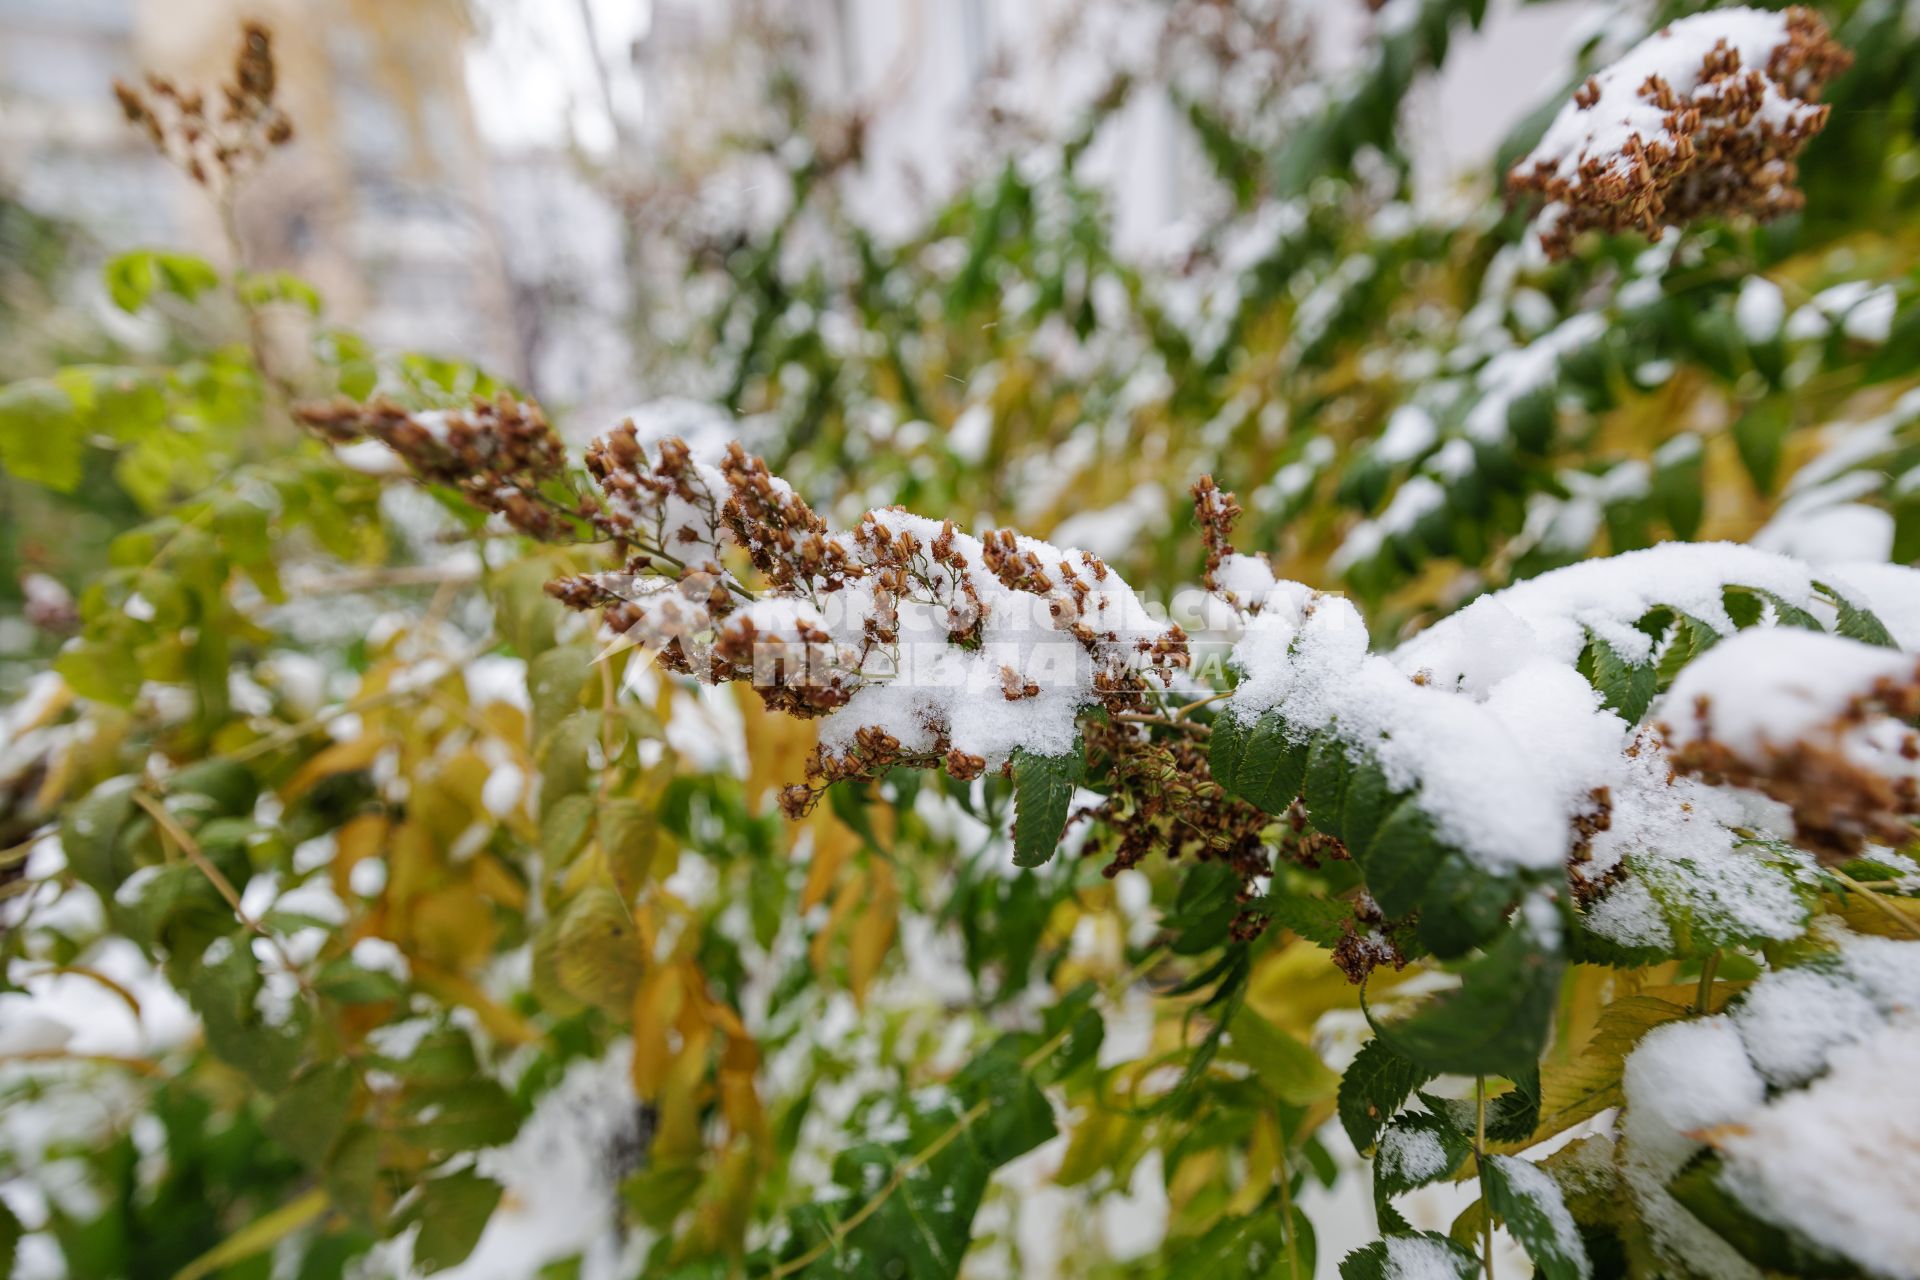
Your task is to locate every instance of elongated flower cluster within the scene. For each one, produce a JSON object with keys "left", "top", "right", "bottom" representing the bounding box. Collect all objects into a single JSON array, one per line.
[
  {"left": 298, "top": 395, "right": 578, "bottom": 540},
  {"left": 1509, "top": 7, "right": 1849, "bottom": 257},
  {"left": 113, "top": 22, "right": 293, "bottom": 192}
]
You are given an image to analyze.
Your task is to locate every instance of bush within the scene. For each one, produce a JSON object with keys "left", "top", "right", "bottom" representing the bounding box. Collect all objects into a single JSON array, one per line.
[{"left": 2, "top": 7, "right": 1917, "bottom": 1278}]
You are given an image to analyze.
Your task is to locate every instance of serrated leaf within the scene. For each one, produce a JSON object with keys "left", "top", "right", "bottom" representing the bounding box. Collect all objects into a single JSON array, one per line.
[
  {"left": 1373, "top": 910, "right": 1564, "bottom": 1079},
  {"left": 1579, "top": 630, "right": 1656, "bottom": 724},
  {"left": 1374, "top": 1111, "right": 1471, "bottom": 1206},
  {"left": 1532, "top": 995, "right": 1685, "bottom": 1144},
  {"left": 1814, "top": 581, "right": 1898, "bottom": 649},
  {"left": 1353, "top": 796, "right": 1442, "bottom": 919},
  {"left": 1339, "top": 1036, "right": 1430, "bottom": 1152},
  {"left": 1339, "top": 1232, "right": 1479, "bottom": 1279},
  {"left": 1011, "top": 742, "right": 1084, "bottom": 868},
  {"left": 1483, "top": 1155, "right": 1591, "bottom": 1280},
  {"left": 1210, "top": 708, "right": 1309, "bottom": 814}
]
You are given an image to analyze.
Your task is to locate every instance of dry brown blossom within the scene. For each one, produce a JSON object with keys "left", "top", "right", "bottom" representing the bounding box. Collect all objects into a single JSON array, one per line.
[
  {"left": 1662, "top": 664, "right": 1920, "bottom": 865},
  {"left": 114, "top": 22, "right": 293, "bottom": 192},
  {"left": 1508, "top": 7, "right": 1849, "bottom": 258}
]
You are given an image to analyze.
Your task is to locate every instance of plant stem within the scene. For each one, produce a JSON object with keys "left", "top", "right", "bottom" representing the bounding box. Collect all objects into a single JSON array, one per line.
[
  {"left": 1695, "top": 950, "right": 1721, "bottom": 1013},
  {"left": 1477, "top": 1074, "right": 1494, "bottom": 1280},
  {"left": 1827, "top": 867, "right": 1920, "bottom": 939},
  {"left": 1276, "top": 1119, "right": 1301, "bottom": 1279}
]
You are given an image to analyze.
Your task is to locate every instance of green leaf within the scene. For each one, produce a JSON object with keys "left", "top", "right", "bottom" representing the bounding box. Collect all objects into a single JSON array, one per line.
[
  {"left": 1353, "top": 796, "right": 1442, "bottom": 919},
  {"left": 265, "top": 1060, "right": 356, "bottom": 1167},
  {"left": 104, "top": 248, "right": 220, "bottom": 312},
  {"left": 1667, "top": 1153, "right": 1865, "bottom": 1277},
  {"left": 1210, "top": 709, "right": 1309, "bottom": 814},
  {"left": 1373, "top": 908, "right": 1564, "bottom": 1079},
  {"left": 540, "top": 793, "right": 597, "bottom": 867},
  {"left": 1482, "top": 1155, "right": 1592, "bottom": 1280},
  {"left": 528, "top": 645, "right": 591, "bottom": 744},
  {"left": 1339, "top": 1232, "right": 1479, "bottom": 1279},
  {"left": 59, "top": 777, "right": 142, "bottom": 898},
  {"left": 398, "top": 1080, "right": 521, "bottom": 1153},
  {"left": 1813, "top": 581, "right": 1898, "bottom": 649},
  {"left": 1578, "top": 630, "right": 1656, "bottom": 724},
  {"left": 1171, "top": 1190, "right": 1313, "bottom": 1277},
  {"left": 1731, "top": 397, "right": 1792, "bottom": 493},
  {"left": 0, "top": 379, "right": 84, "bottom": 491},
  {"left": 1011, "top": 741, "right": 1084, "bottom": 868},
  {"left": 236, "top": 269, "right": 323, "bottom": 315},
  {"left": 1223, "top": 1006, "right": 1339, "bottom": 1105},
  {"left": 1373, "top": 1111, "right": 1471, "bottom": 1206},
  {"left": 402, "top": 1169, "right": 503, "bottom": 1274},
  {"left": 1339, "top": 1036, "right": 1430, "bottom": 1152}
]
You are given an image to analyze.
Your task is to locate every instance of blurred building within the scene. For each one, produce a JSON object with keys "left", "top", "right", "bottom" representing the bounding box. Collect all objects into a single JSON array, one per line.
[{"left": 0, "top": 0, "right": 518, "bottom": 374}]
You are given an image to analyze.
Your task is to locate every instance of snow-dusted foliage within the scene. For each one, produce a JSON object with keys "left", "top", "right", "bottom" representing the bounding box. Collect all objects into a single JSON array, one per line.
[{"left": 5, "top": 4, "right": 1920, "bottom": 1279}]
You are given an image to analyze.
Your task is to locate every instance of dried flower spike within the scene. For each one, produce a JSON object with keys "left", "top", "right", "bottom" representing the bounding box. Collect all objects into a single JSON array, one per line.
[{"left": 1508, "top": 7, "right": 1850, "bottom": 258}]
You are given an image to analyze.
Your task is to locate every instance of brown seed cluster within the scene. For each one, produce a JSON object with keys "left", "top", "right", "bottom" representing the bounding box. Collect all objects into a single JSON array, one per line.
[
  {"left": 1662, "top": 665, "right": 1920, "bottom": 864},
  {"left": 1192, "top": 474, "right": 1272, "bottom": 610},
  {"left": 1508, "top": 7, "right": 1849, "bottom": 258},
  {"left": 297, "top": 395, "right": 579, "bottom": 540},
  {"left": 114, "top": 22, "right": 294, "bottom": 192}
]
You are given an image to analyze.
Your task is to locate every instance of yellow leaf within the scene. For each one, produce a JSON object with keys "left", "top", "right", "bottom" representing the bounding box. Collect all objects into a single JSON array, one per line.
[
  {"left": 555, "top": 886, "right": 645, "bottom": 1012},
  {"left": 330, "top": 813, "right": 388, "bottom": 899},
  {"left": 847, "top": 860, "right": 899, "bottom": 1007},
  {"left": 632, "top": 964, "right": 688, "bottom": 1100},
  {"left": 600, "top": 792, "right": 664, "bottom": 905},
  {"left": 801, "top": 814, "right": 859, "bottom": 913},
  {"left": 1526, "top": 995, "right": 1689, "bottom": 1148},
  {"left": 280, "top": 735, "right": 383, "bottom": 801}
]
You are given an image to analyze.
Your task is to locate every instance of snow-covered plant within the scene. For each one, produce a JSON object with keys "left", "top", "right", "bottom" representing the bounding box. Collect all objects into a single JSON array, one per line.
[{"left": 4, "top": 6, "right": 1920, "bottom": 1280}]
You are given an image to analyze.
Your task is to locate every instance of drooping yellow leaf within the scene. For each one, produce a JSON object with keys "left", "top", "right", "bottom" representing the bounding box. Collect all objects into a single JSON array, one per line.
[
  {"left": 631, "top": 964, "right": 688, "bottom": 1100},
  {"left": 554, "top": 886, "right": 644, "bottom": 1012},
  {"left": 801, "top": 814, "right": 859, "bottom": 913},
  {"left": 846, "top": 860, "right": 899, "bottom": 1006}
]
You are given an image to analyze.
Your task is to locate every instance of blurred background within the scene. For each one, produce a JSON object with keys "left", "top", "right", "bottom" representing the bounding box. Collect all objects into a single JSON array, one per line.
[{"left": 0, "top": 0, "right": 1576, "bottom": 430}]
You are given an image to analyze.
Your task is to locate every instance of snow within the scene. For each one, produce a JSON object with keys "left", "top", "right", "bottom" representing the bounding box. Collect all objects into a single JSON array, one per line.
[
  {"left": 1382, "top": 1233, "right": 1473, "bottom": 1279},
  {"left": 1717, "top": 1016, "right": 1920, "bottom": 1279},
  {"left": 1518, "top": 8, "right": 1827, "bottom": 188},
  {"left": 1226, "top": 589, "right": 1578, "bottom": 871},
  {"left": 1618, "top": 931, "right": 1920, "bottom": 1278},
  {"left": 1464, "top": 313, "right": 1607, "bottom": 443},
  {"left": 1730, "top": 966, "right": 1880, "bottom": 1088},
  {"left": 1405, "top": 542, "right": 1822, "bottom": 668},
  {"left": 1375, "top": 405, "right": 1439, "bottom": 465},
  {"left": 1485, "top": 1155, "right": 1586, "bottom": 1275},
  {"left": 1661, "top": 628, "right": 1918, "bottom": 752},
  {"left": 1378, "top": 1122, "right": 1453, "bottom": 1186},
  {"left": 1734, "top": 277, "right": 1785, "bottom": 342}
]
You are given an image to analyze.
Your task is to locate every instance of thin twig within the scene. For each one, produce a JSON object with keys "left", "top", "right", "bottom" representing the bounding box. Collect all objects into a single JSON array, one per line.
[
  {"left": 1477, "top": 1075, "right": 1494, "bottom": 1280},
  {"left": 132, "top": 791, "right": 312, "bottom": 999},
  {"left": 1827, "top": 867, "right": 1920, "bottom": 939}
]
